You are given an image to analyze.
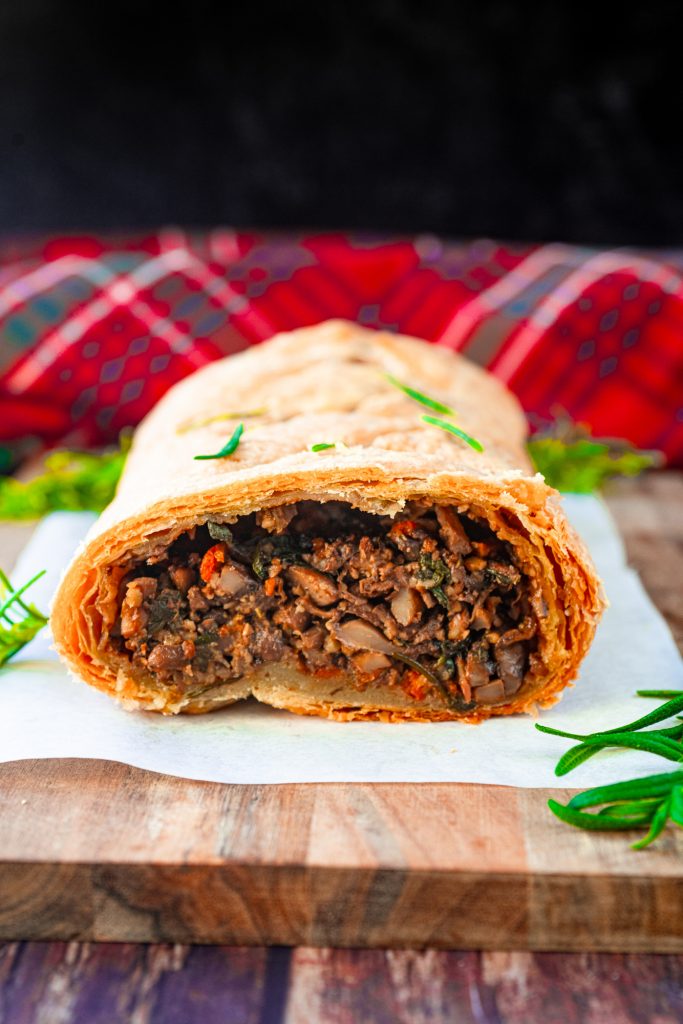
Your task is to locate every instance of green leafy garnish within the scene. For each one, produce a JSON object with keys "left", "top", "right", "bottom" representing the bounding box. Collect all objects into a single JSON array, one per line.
[
  {"left": 385, "top": 374, "right": 483, "bottom": 452},
  {"left": 417, "top": 553, "right": 451, "bottom": 608},
  {"left": 420, "top": 415, "right": 484, "bottom": 453},
  {"left": 251, "top": 535, "right": 308, "bottom": 580},
  {"left": 178, "top": 409, "right": 266, "bottom": 434},
  {"left": 194, "top": 423, "right": 244, "bottom": 461},
  {"left": 0, "top": 569, "right": 48, "bottom": 666},
  {"left": 207, "top": 522, "right": 234, "bottom": 542},
  {"left": 0, "top": 440, "right": 129, "bottom": 520},
  {"left": 309, "top": 441, "right": 349, "bottom": 453},
  {"left": 538, "top": 690, "right": 683, "bottom": 848},
  {"left": 527, "top": 417, "right": 661, "bottom": 493},
  {"left": 385, "top": 374, "right": 456, "bottom": 416}
]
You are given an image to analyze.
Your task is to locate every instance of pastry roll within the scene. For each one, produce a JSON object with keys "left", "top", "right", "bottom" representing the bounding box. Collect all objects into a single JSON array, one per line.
[{"left": 52, "top": 320, "right": 604, "bottom": 721}]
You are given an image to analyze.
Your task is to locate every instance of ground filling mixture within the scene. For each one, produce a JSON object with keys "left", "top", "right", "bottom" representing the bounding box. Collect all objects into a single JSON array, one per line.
[{"left": 110, "top": 501, "right": 540, "bottom": 710}]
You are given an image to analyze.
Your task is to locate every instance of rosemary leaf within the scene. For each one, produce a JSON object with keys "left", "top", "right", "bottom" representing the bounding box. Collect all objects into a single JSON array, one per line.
[
  {"left": 385, "top": 374, "right": 456, "bottom": 416},
  {"left": 568, "top": 771, "right": 683, "bottom": 809},
  {"left": 0, "top": 569, "right": 48, "bottom": 666},
  {"left": 194, "top": 423, "right": 244, "bottom": 461},
  {"left": 597, "top": 799, "right": 660, "bottom": 822},
  {"left": 631, "top": 796, "right": 672, "bottom": 850},
  {"left": 638, "top": 689, "right": 683, "bottom": 699},
  {"left": 548, "top": 799, "right": 642, "bottom": 832},
  {"left": 554, "top": 732, "right": 683, "bottom": 777},
  {"left": 596, "top": 694, "right": 683, "bottom": 735},
  {"left": 668, "top": 786, "right": 683, "bottom": 828},
  {"left": 421, "top": 415, "right": 484, "bottom": 453}
]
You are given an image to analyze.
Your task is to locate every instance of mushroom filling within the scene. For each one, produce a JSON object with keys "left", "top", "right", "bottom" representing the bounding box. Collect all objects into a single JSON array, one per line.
[{"left": 109, "top": 501, "right": 539, "bottom": 709}]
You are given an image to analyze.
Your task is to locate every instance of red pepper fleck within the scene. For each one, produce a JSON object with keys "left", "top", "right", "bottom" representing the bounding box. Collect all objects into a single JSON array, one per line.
[
  {"left": 390, "top": 520, "right": 418, "bottom": 537},
  {"left": 402, "top": 668, "right": 430, "bottom": 701},
  {"left": 200, "top": 543, "right": 226, "bottom": 583}
]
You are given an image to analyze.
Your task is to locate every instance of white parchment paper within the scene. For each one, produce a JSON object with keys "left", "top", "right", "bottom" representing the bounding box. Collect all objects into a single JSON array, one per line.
[{"left": 1, "top": 497, "right": 681, "bottom": 787}]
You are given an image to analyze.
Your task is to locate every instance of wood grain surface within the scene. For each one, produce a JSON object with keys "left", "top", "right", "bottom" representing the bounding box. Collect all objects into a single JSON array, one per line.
[
  {"left": 1, "top": 943, "right": 682, "bottom": 1024},
  {"left": 0, "top": 473, "right": 682, "bottom": 953}
]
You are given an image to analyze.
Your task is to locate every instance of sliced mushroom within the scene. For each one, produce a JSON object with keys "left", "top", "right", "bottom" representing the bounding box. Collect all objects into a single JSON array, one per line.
[
  {"left": 435, "top": 506, "right": 472, "bottom": 555},
  {"left": 390, "top": 586, "right": 424, "bottom": 626},
  {"left": 330, "top": 618, "right": 395, "bottom": 655},
  {"left": 147, "top": 641, "right": 192, "bottom": 673},
  {"left": 352, "top": 651, "right": 392, "bottom": 674},
  {"left": 286, "top": 565, "right": 339, "bottom": 606},
  {"left": 256, "top": 503, "right": 298, "bottom": 534},
  {"left": 169, "top": 565, "right": 195, "bottom": 594},
  {"left": 470, "top": 601, "right": 494, "bottom": 631},
  {"left": 473, "top": 679, "right": 506, "bottom": 704},
  {"left": 495, "top": 641, "right": 526, "bottom": 696},
  {"left": 465, "top": 651, "right": 491, "bottom": 688},
  {"left": 217, "top": 562, "right": 254, "bottom": 597}
]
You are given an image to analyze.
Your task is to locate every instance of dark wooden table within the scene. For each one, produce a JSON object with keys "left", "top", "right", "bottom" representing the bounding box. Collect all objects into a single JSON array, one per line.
[{"left": 1, "top": 472, "right": 682, "bottom": 1024}]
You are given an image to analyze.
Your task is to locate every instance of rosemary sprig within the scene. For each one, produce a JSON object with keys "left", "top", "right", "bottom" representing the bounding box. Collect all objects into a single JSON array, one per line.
[
  {"left": 194, "top": 423, "right": 244, "bottom": 461},
  {"left": 0, "top": 568, "right": 48, "bottom": 666},
  {"left": 385, "top": 374, "right": 456, "bottom": 416},
  {"left": 0, "top": 438, "right": 130, "bottom": 520},
  {"left": 421, "top": 415, "right": 484, "bottom": 453},
  {"left": 538, "top": 690, "right": 683, "bottom": 848},
  {"left": 527, "top": 416, "right": 661, "bottom": 493}
]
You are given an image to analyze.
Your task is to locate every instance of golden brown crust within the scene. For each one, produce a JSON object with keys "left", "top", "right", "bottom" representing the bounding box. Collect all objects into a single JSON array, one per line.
[{"left": 51, "top": 320, "right": 605, "bottom": 720}]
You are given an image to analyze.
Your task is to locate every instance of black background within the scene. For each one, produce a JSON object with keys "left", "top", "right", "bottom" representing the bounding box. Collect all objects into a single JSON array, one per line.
[{"left": 1, "top": 0, "right": 681, "bottom": 244}]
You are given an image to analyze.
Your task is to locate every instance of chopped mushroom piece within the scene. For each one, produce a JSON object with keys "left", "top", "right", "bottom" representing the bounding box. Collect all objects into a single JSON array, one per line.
[
  {"left": 352, "top": 651, "right": 392, "bottom": 674},
  {"left": 495, "top": 641, "right": 526, "bottom": 695},
  {"left": 147, "top": 641, "right": 193, "bottom": 673},
  {"left": 120, "top": 577, "right": 157, "bottom": 638},
  {"left": 435, "top": 506, "right": 472, "bottom": 555},
  {"left": 390, "top": 586, "right": 424, "bottom": 626},
  {"left": 473, "top": 679, "right": 506, "bottom": 704},
  {"left": 256, "top": 504, "right": 298, "bottom": 534},
  {"left": 286, "top": 566, "right": 339, "bottom": 606},
  {"left": 217, "top": 562, "right": 254, "bottom": 597},
  {"left": 330, "top": 618, "right": 395, "bottom": 654}
]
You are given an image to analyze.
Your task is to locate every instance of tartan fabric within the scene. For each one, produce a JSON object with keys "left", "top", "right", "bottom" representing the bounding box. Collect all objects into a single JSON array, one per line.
[{"left": 0, "top": 230, "right": 682, "bottom": 466}]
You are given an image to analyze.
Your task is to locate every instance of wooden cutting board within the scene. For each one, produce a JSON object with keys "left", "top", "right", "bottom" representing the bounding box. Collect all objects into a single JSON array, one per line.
[{"left": 0, "top": 474, "right": 682, "bottom": 953}]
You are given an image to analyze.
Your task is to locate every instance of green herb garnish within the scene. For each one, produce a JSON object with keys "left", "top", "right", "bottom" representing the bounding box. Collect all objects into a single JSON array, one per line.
[
  {"left": 251, "top": 535, "right": 308, "bottom": 580},
  {"left": 538, "top": 690, "right": 683, "bottom": 848},
  {"left": 417, "top": 553, "right": 451, "bottom": 608},
  {"left": 420, "top": 415, "right": 484, "bottom": 453},
  {"left": 0, "top": 569, "right": 48, "bottom": 666},
  {"left": 194, "top": 423, "right": 244, "bottom": 461},
  {"left": 0, "top": 439, "right": 129, "bottom": 520},
  {"left": 309, "top": 441, "right": 348, "bottom": 453},
  {"left": 385, "top": 374, "right": 456, "bottom": 416},
  {"left": 207, "top": 522, "right": 234, "bottom": 543},
  {"left": 527, "top": 416, "right": 661, "bottom": 493}
]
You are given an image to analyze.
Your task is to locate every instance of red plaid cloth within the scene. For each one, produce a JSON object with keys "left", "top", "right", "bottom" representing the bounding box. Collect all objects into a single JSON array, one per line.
[{"left": 1, "top": 230, "right": 682, "bottom": 465}]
